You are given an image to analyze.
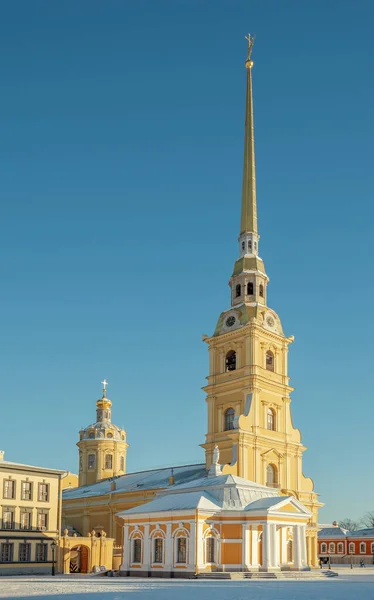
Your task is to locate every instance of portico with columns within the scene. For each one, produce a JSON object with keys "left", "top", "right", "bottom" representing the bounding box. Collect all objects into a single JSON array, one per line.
[{"left": 117, "top": 461, "right": 311, "bottom": 577}]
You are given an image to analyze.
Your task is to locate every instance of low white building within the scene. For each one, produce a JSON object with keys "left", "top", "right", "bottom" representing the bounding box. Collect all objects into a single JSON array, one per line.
[{"left": 117, "top": 467, "right": 312, "bottom": 577}]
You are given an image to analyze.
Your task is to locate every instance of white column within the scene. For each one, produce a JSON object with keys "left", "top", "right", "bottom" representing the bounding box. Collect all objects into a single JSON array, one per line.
[
  {"left": 143, "top": 524, "right": 150, "bottom": 570},
  {"left": 293, "top": 526, "right": 302, "bottom": 569},
  {"left": 165, "top": 523, "right": 173, "bottom": 571},
  {"left": 299, "top": 525, "right": 307, "bottom": 567},
  {"left": 262, "top": 523, "right": 272, "bottom": 569},
  {"left": 273, "top": 525, "right": 280, "bottom": 568},
  {"left": 196, "top": 520, "right": 204, "bottom": 569},
  {"left": 251, "top": 526, "right": 258, "bottom": 566},
  {"left": 243, "top": 524, "right": 250, "bottom": 570},
  {"left": 189, "top": 521, "right": 196, "bottom": 570},
  {"left": 121, "top": 524, "right": 130, "bottom": 571}
]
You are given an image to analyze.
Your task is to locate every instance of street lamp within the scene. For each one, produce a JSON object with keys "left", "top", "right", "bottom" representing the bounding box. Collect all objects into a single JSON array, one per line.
[
  {"left": 328, "top": 553, "right": 331, "bottom": 570},
  {"left": 350, "top": 548, "right": 354, "bottom": 569},
  {"left": 51, "top": 540, "right": 56, "bottom": 576}
]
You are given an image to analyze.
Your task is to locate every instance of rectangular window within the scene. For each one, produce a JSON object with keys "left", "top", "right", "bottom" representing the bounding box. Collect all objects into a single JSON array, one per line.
[
  {"left": 3, "top": 480, "right": 15, "bottom": 499},
  {"left": 36, "top": 544, "right": 48, "bottom": 562},
  {"left": 105, "top": 454, "right": 113, "bottom": 470},
  {"left": 154, "top": 538, "right": 163, "bottom": 563},
  {"left": 88, "top": 454, "right": 95, "bottom": 470},
  {"left": 0, "top": 543, "right": 13, "bottom": 562},
  {"left": 177, "top": 538, "right": 187, "bottom": 563},
  {"left": 2, "top": 510, "right": 14, "bottom": 530},
  {"left": 21, "top": 481, "right": 33, "bottom": 501},
  {"left": 19, "top": 543, "right": 31, "bottom": 562},
  {"left": 206, "top": 537, "right": 215, "bottom": 563},
  {"left": 37, "top": 511, "right": 48, "bottom": 530},
  {"left": 133, "top": 539, "right": 142, "bottom": 563},
  {"left": 38, "top": 483, "right": 49, "bottom": 502},
  {"left": 20, "top": 511, "right": 32, "bottom": 530}
]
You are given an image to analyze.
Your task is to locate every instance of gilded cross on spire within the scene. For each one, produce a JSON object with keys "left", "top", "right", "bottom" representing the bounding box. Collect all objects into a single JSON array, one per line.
[
  {"left": 101, "top": 379, "right": 108, "bottom": 396},
  {"left": 245, "top": 33, "right": 255, "bottom": 62}
]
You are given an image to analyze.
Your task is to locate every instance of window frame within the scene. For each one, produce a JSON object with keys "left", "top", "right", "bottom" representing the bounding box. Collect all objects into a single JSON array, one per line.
[
  {"left": 19, "top": 543, "right": 31, "bottom": 562},
  {"left": 177, "top": 537, "right": 187, "bottom": 564},
  {"left": 104, "top": 454, "right": 113, "bottom": 470},
  {"left": 0, "top": 542, "right": 13, "bottom": 562},
  {"left": 88, "top": 454, "right": 96, "bottom": 470},
  {"left": 37, "top": 511, "right": 48, "bottom": 531},
  {"left": 2, "top": 510, "right": 14, "bottom": 530},
  {"left": 329, "top": 542, "right": 335, "bottom": 553},
  {"left": 205, "top": 537, "right": 216, "bottom": 564},
  {"left": 267, "top": 408, "right": 276, "bottom": 431},
  {"left": 337, "top": 542, "right": 344, "bottom": 554},
  {"left": 120, "top": 456, "right": 125, "bottom": 471},
  {"left": 235, "top": 284, "right": 241, "bottom": 298},
  {"left": 154, "top": 538, "right": 164, "bottom": 564},
  {"left": 224, "top": 407, "right": 235, "bottom": 431},
  {"left": 321, "top": 542, "right": 327, "bottom": 553},
  {"left": 3, "top": 479, "right": 15, "bottom": 500},
  {"left": 38, "top": 483, "right": 49, "bottom": 502},
  {"left": 247, "top": 282, "right": 254, "bottom": 295},
  {"left": 266, "top": 463, "right": 278, "bottom": 487},
  {"left": 21, "top": 481, "right": 33, "bottom": 501},
  {"left": 349, "top": 542, "right": 355, "bottom": 554},
  {"left": 266, "top": 350, "right": 274, "bottom": 372},
  {"left": 360, "top": 542, "right": 366, "bottom": 554},
  {"left": 225, "top": 350, "right": 236, "bottom": 372},
  {"left": 132, "top": 538, "right": 142, "bottom": 564},
  {"left": 20, "top": 511, "right": 32, "bottom": 530},
  {"left": 36, "top": 543, "right": 48, "bottom": 562}
]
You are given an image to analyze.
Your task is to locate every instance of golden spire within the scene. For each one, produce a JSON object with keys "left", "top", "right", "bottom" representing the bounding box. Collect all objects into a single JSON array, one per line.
[{"left": 240, "top": 33, "right": 257, "bottom": 236}]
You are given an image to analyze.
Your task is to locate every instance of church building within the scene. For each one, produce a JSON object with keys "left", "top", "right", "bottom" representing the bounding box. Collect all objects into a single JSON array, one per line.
[{"left": 62, "top": 36, "right": 321, "bottom": 575}]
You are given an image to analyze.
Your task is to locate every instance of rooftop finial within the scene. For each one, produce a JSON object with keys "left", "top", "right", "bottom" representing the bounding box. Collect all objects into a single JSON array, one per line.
[
  {"left": 245, "top": 33, "right": 255, "bottom": 63},
  {"left": 101, "top": 379, "right": 108, "bottom": 397}
]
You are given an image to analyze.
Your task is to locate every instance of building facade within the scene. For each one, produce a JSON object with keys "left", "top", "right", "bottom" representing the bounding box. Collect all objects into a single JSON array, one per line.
[
  {"left": 77, "top": 382, "right": 128, "bottom": 487},
  {"left": 0, "top": 452, "right": 65, "bottom": 575},
  {"left": 318, "top": 525, "right": 374, "bottom": 565},
  {"left": 63, "top": 35, "right": 321, "bottom": 573}
]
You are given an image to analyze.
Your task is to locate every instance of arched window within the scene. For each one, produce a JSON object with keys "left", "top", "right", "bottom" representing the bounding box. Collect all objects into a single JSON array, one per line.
[
  {"left": 259, "top": 284, "right": 264, "bottom": 297},
  {"left": 321, "top": 543, "right": 327, "bottom": 553},
  {"left": 224, "top": 408, "right": 235, "bottom": 431},
  {"left": 177, "top": 538, "right": 187, "bottom": 564},
  {"left": 88, "top": 432, "right": 95, "bottom": 439},
  {"left": 247, "top": 282, "right": 254, "bottom": 295},
  {"left": 225, "top": 350, "right": 236, "bottom": 372},
  {"left": 248, "top": 240, "right": 252, "bottom": 251},
  {"left": 267, "top": 408, "right": 276, "bottom": 431},
  {"left": 88, "top": 454, "right": 95, "bottom": 470},
  {"left": 266, "top": 464, "right": 278, "bottom": 487},
  {"left": 206, "top": 537, "right": 216, "bottom": 563},
  {"left": 241, "top": 241, "right": 245, "bottom": 251},
  {"left": 360, "top": 542, "right": 366, "bottom": 554},
  {"left": 105, "top": 454, "right": 113, "bottom": 470},
  {"left": 132, "top": 539, "right": 142, "bottom": 563},
  {"left": 266, "top": 351, "right": 274, "bottom": 372},
  {"left": 329, "top": 542, "right": 335, "bottom": 553},
  {"left": 154, "top": 538, "right": 164, "bottom": 563},
  {"left": 235, "top": 284, "right": 241, "bottom": 298},
  {"left": 107, "top": 432, "right": 113, "bottom": 439},
  {"left": 371, "top": 542, "right": 374, "bottom": 554},
  {"left": 337, "top": 543, "right": 344, "bottom": 553},
  {"left": 120, "top": 456, "right": 125, "bottom": 471},
  {"left": 349, "top": 542, "right": 355, "bottom": 554}
]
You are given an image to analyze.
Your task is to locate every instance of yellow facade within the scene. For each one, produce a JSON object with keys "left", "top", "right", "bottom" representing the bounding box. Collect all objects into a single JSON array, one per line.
[
  {"left": 77, "top": 385, "right": 129, "bottom": 486},
  {"left": 200, "top": 38, "right": 321, "bottom": 558},
  {"left": 0, "top": 452, "right": 65, "bottom": 575}
]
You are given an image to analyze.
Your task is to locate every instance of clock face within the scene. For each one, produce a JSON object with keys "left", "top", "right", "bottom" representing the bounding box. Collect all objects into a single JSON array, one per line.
[
  {"left": 225, "top": 316, "right": 236, "bottom": 328},
  {"left": 266, "top": 315, "right": 275, "bottom": 327}
]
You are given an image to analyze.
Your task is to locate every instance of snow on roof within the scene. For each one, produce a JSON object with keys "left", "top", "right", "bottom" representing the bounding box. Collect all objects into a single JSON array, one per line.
[
  {"left": 318, "top": 527, "right": 350, "bottom": 538},
  {"left": 63, "top": 463, "right": 207, "bottom": 500},
  {"left": 349, "top": 528, "right": 374, "bottom": 538},
  {"left": 0, "top": 460, "right": 66, "bottom": 475},
  {"left": 118, "top": 490, "right": 220, "bottom": 517},
  {"left": 244, "top": 496, "right": 290, "bottom": 511}
]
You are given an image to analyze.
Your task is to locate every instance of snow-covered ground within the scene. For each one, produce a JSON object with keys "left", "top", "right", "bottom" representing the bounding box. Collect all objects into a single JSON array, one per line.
[{"left": 0, "top": 574, "right": 374, "bottom": 600}]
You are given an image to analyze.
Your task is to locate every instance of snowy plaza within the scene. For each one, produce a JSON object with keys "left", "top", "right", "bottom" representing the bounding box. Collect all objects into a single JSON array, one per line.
[{"left": 0, "top": 573, "right": 374, "bottom": 600}]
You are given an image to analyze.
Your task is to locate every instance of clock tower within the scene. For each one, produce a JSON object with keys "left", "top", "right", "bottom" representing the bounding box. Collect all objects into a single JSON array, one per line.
[{"left": 201, "top": 37, "right": 321, "bottom": 564}]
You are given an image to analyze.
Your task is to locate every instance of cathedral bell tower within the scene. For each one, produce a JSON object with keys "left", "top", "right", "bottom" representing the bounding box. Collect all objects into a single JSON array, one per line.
[
  {"left": 77, "top": 381, "right": 129, "bottom": 486},
  {"left": 201, "top": 36, "right": 322, "bottom": 531}
]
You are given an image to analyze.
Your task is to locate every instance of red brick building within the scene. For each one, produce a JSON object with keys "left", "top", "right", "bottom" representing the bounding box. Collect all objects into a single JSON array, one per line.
[{"left": 318, "top": 524, "right": 374, "bottom": 565}]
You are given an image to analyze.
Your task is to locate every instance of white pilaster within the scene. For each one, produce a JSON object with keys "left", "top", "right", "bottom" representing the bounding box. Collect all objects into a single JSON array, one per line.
[
  {"left": 165, "top": 523, "right": 173, "bottom": 571},
  {"left": 262, "top": 523, "right": 271, "bottom": 569},
  {"left": 251, "top": 526, "right": 258, "bottom": 566},
  {"left": 299, "top": 525, "right": 307, "bottom": 567},
  {"left": 281, "top": 526, "right": 288, "bottom": 566},
  {"left": 189, "top": 521, "right": 196, "bottom": 570},
  {"left": 273, "top": 525, "right": 280, "bottom": 568},
  {"left": 143, "top": 524, "right": 150, "bottom": 570},
  {"left": 196, "top": 520, "right": 204, "bottom": 569},
  {"left": 293, "top": 526, "right": 302, "bottom": 569},
  {"left": 121, "top": 524, "right": 129, "bottom": 571},
  {"left": 243, "top": 524, "right": 250, "bottom": 570}
]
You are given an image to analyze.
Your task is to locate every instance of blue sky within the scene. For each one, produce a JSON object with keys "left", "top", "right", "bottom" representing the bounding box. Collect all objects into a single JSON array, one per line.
[{"left": 0, "top": 1, "right": 373, "bottom": 523}]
